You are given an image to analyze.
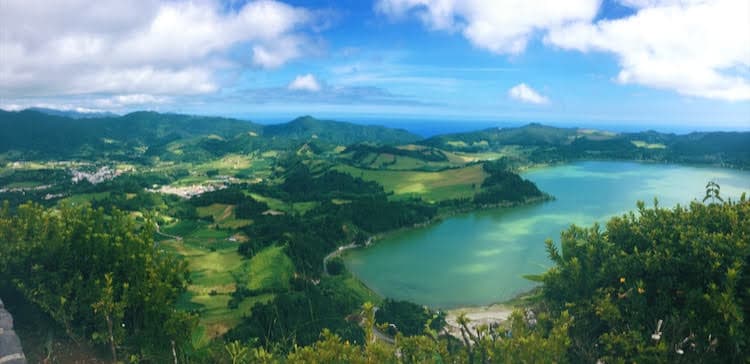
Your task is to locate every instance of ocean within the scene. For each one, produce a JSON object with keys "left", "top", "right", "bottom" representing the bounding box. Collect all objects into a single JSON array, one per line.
[{"left": 248, "top": 116, "right": 743, "bottom": 137}]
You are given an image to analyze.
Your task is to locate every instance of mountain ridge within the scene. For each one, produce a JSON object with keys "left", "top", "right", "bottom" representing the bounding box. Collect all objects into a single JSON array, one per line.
[{"left": 1, "top": 109, "right": 748, "bottom": 168}]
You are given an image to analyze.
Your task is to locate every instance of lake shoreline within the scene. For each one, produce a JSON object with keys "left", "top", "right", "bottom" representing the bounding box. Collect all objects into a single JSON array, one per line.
[
  {"left": 365, "top": 194, "right": 554, "bottom": 246},
  {"left": 341, "top": 161, "right": 750, "bottom": 310},
  {"left": 335, "top": 195, "right": 553, "bottom": 310}
]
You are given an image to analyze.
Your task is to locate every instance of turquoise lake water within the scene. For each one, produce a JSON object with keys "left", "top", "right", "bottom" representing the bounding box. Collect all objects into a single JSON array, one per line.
[{"left": 343, "top": 161, "right": 750, "bottom": 308}]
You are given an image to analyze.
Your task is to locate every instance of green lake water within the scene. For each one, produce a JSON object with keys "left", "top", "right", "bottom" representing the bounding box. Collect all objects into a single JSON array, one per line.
[{"left": 343, "top": 161, "right": 750, "bottom": 308}]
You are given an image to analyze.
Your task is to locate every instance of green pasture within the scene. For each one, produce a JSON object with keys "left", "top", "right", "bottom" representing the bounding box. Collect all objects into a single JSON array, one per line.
[
  {"left": 166, "top": 232, "right": 295, "bottom": 345},
  {"left": 248, "top": 193, "right": 287, "bottom": 211},
  {"left": 239, "top": 245, "right": 294, "bottom": 292},
  {"left": 334, "top": 164, "right": 487, "bottom": 202}
]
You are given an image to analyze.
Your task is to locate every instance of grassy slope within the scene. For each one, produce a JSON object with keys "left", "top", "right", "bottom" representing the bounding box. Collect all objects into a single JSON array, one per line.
[
  {"left": 163, "top": 215, "right": 295, "bottom": 345},
  {"left": 240, "top": 245, "right": 294, "bottom": 292},
  {"left": 334, "top": 163, "right": 487, "bottom": 202}
]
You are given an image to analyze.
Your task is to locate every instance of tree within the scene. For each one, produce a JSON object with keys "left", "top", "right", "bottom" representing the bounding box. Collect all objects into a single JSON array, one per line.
[
  {"left": 91, "top": 272, "right": 125, "bottom": 363},
  {"left": 703, "top": 180, "right": 724, "bottom": 204},
  {"left": 326, "top": 257, "right": 347, "bottom": 276}
]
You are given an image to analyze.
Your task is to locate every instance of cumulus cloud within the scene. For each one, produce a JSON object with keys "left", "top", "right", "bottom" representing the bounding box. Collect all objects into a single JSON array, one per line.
[
  {"left": 0, "top": 0, "right": 315, "bottom": 99},
  {"left": 616, "top": 0, "right": 706, "bottom": 9},
  {"left": 375, "top": 0, "right": 600, "bottom": 54},
  {"left": 376, "top": 0, "right": 750, "bottom": 102},
  {"left": 508, "top": 83, "right": 548, "bottom": 104},
  {"left": 546, "top": 0, "right": 750, "bottom": 101},
  {"left": 288, "top": 74, "right": 323, "bottom": 92}
]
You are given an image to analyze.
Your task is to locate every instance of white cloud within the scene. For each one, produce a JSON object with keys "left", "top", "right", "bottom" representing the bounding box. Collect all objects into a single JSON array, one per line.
[
  {"left": 376, "top": 0, "right": 750, "bottom": 102},
  {"left": 617, "top": 0, "right": 706, "bottom": 9},
  {"left": 508, "top": 83, "right": 548, "bottom": 104},
  {"left": 375, "top": 0, "right": 600, "bottom": 54},
  {"left": 94, "top": 94, "right": 171, "bottom": 108},
  {"left": 288, "top": 74, "right": 322, "bottom": 92},
  {"left": 252, "top": 36, "right": 308, "bottom": 68},
  {"left": 546, "top": 0, "right": 750, "bottom": 101},
  {"left": 0, "top": 0, "right": 315, "bottom": 99}
]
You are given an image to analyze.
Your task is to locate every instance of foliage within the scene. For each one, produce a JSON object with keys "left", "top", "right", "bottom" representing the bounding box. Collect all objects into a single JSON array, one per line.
[
  {"left": 326, "top": 257, "right": 347, "bottom": 276},
  {"left": 375, "top": 299, "right": 446, "bottom": 336},
  {"left": 473, "top": 160, "right": 544, "bottom": 205},
  {"left": 703, "top": 180, "right": 724, "bottom": 204},
  {"left": 91, "top": 190, "right": 165, "bottom": 212},
  {"left": 315, "top": 196, "right": 437, "bottom": 233},
  {"left": 541, "top": 197, "right": 750, "bottom": 362},
  {"left": 0, "top": 202, "right": 196, "bottom": 360},
  {"left": 225, "top": 278, "right": 366, "bottom": 349},
  {"left": 279, "top": 163, "right": 385, "bottom": 202},
  {"left": 218, "top": 301, "right": 573, "bottom": 364}
]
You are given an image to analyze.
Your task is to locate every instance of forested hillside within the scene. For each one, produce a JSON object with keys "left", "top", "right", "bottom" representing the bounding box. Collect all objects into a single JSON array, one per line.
[
  {"left": 0, "top": 110, "right": 259, "bottom": 158},
  {"left": 263, "top": 115, "right": 420, "bottom": 147}
]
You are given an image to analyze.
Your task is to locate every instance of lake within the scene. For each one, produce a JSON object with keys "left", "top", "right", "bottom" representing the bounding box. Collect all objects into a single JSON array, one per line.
[{"left": 343, "top": 161, "right": 750, "bottom": 308}]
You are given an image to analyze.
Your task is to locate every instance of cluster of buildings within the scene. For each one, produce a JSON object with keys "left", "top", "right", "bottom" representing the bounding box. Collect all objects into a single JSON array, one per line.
[
  {"left": 70, "top": 166, "right": 121, "bottom": 184},
  {"left": 147, "top": 183, "right": 227, "bottom": 199}
]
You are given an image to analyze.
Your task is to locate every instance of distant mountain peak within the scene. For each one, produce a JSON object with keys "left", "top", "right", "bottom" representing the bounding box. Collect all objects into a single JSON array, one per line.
[
  {"left": 263, "top": 115, "right": 420, "bottom": 145},
  {"left": 292, "top": 115, "right": 316, "bottom": 122}
]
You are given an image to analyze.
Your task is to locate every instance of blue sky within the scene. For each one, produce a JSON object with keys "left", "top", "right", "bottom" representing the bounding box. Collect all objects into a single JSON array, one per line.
[{"left": 1, "top": 0, "right": 749, "bottom": 130}]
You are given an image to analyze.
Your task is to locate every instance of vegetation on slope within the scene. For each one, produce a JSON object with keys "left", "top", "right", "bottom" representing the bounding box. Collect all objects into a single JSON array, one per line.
[
  {"left": 0, "top": 202, "right": 195, "bottom": 362},
  {"left": 263, "top": 115, "right": 420, "bottom": 147},
  {"left": 540, "top": 194, "right": 750, "bottom": 362}
]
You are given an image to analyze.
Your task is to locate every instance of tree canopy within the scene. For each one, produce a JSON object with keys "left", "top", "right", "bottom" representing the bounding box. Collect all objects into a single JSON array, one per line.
[
  {"left": 541, "top": 195, "right": 749, "bottom": 362},
  {"left": 0, "top": 202, "right": 195, "bottom": 361}
]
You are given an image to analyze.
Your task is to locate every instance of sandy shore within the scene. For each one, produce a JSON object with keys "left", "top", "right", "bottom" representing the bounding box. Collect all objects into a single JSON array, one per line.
[{"left": 443, "top": 304, "right": 514, "bottom": 339}]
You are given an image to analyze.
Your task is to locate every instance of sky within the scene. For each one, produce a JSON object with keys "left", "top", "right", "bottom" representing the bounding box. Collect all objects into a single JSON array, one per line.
[{"left": 1, "top": 0, "right": 749, "bottom": 130}]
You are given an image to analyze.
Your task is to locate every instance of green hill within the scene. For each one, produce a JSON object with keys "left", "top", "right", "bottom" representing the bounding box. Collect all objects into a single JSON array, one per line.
[
  {"left": 421, "top": 123, "right": 585, "bottom": 150},
  {"left": 262, "top": 115, "right": 420, "bottom": 146},
  {"left": 0, "top": 110, "right": 260, "bottom": 160},
  {"left": 421, "top": 123, "right": 750, "bottom": 168}
]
